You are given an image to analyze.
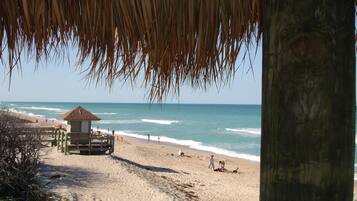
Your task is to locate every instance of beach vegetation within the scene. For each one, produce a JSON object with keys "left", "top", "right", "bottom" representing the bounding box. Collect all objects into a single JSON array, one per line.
[{"left": 0, "top": 112, "right": 49, "bottom": 200}]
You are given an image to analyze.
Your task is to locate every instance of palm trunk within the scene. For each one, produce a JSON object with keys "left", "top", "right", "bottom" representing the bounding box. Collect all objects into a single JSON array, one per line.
[{"left": 260, "top": 1, "right": 355, "bottom": 201}]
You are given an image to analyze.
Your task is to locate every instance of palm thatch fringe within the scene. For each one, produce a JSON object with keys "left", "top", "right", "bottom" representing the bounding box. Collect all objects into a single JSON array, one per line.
[{"left": 0, "top": 0, "right": 262, "bottom": 101}]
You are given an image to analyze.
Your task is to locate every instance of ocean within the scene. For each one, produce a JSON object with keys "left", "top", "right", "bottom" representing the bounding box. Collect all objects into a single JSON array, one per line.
[
  {"left": 1, "top": 102, "right": 261, "bottom": 161},
  {"left": 2, "top": 101, "right": 356, "bottom": 170}
]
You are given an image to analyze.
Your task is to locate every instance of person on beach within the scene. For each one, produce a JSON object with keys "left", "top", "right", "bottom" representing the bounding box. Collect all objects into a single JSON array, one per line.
[
  {"left": 147, "top": 134, "right": 150, "bottom": 141},
  {"left": 208, "top": 155, "right": 215, "bottom": 170},
  {"left": 178, "top": 149, "right": 185, "bottom": 156},
  {"left": 220, "top": 160, "right": 225, "bottom": 171},
  {"left": 158, "top": 136, "right": 160, "bottom": 143}
]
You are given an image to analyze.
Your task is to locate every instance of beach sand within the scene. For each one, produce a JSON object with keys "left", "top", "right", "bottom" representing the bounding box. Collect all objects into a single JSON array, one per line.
[
  {"left": 39, "top": 136, "right": 259, "bottom": 201},
  {"left": 112, "top": 136, "right": 260, "bottom": 201},
  {"left": 6, "top": 111, "right": 356, "bottom": 201}
]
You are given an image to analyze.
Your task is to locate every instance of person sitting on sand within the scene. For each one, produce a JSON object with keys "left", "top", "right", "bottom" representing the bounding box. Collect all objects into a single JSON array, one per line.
[
  {"left": 220, "top": 160, "right": 225, "bottom": 171},
  {"left": 178, "top": 149, "right": 185, "bottom": 156},
  {"left": 208, "top": 155, "right": 215, "bottom": 170},
  {"left": 213, "top": 160, "right": 226, "bottom": 172}
]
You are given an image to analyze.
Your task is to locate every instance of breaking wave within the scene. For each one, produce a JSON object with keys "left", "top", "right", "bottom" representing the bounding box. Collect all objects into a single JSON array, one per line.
[
  {"left": 98, "top": 119, "right": 141, "bottom": 124},
  {"left": 95, "top": 128, "right": 260, "bottom": 162},
  {"left": 225, "top": 128, "right": 261, "bottom": 136},
  {"left": 19, "top": 106, "right": 64, "bottom": 112},
  {"left": 141, "top": 119, "right": 179, "bottom": 125},
  {"left": 94, "top": 112, "right": 117, "bottom": 115}
]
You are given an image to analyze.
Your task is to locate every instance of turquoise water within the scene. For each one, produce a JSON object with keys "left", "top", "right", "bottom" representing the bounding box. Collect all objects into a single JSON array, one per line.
[
  {"left": 1, "top": 102, "right": 261, "bottom": 161},
  {"left": 2, "top": 101, "right": 357, "bottom": 167}
]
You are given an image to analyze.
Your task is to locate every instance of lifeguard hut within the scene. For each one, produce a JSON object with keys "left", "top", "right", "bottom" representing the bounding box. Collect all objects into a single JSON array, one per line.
[
  {"left": 60, "top": 106, "right": 100, "bottom": 142},
  {"left": 57, "top": 106, "right": 114, "bottom": 154}
]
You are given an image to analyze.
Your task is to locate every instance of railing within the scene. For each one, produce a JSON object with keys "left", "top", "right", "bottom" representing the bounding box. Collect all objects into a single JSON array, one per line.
[{"left": 53, "top": 129, "right": 114, "bottom": 155}]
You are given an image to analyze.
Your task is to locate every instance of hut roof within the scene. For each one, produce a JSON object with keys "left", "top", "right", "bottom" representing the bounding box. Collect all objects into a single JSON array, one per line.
[
  {"left": 0, "top": 0, "right": 262, "bottom": 101},
  {"left": 60, "top": 106, "right": 101, "bottom": 121}
]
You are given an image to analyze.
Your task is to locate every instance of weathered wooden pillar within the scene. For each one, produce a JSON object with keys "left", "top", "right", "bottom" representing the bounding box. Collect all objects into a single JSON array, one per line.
[
  {"left": 113, "top": 130, "right": 115, "bottom": 154},
  {"left": 56, "top": 130, "right": 61, "bottom": 150},
  {"left": 64, "top": 133, "right": 68, "bottom": 155},
  {"left": 89, "top": 132, "right": 92, "bottom": 155},
  {"left": 60, "top": 132, "right": 64, "bottom": 153},
  {"left": 261, "top": 1, "right": 355, "bottom": 201},
  {"left": 52, "top": 129, "right": 57, "bottom": 147},
  {"left": 55, "top": 129, "right": 58, "bottom": 146}
]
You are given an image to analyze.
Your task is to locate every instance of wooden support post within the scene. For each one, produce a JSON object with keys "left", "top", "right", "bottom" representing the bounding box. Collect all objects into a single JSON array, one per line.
[
  {"left": 100, "top": 135, "right": 103, "bottom": 152},
  {"left": 54, "top": 129, "right": 57, "bottom": 147},
  {"left": 52, "top": 130, "right": 56, "bottom": 147},
  {"left": 60, "top": 132, "right": 64, "bottom": 153},
  {"left": 64, "top": 133, "right": 68, "bottom": 155},
  {"left": 56, "top": 130, "right": 59, "bottom": 150},
  {"left": 111, "top": 130, "right": 115, "bottom": 154},
  {"left": 57, "top": 131, "right": 61, "bottom": 150},
  {"left": 56, "top": 130, "right": 59, "bottom": 146},
  {"left": 89, "top": 132, "right": 92, "bottom": 155},
  {"left": 58, "top": 131, "right": 61, "bottom": 150}
]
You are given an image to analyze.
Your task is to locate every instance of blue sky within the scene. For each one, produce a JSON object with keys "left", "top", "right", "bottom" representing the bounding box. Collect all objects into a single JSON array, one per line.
[{"left": 0, "top": 47, "right": 262, "bottom": 104}]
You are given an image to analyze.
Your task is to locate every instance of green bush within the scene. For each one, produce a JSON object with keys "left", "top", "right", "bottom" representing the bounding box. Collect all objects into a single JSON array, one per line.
[{"left": 0, "top": 112, "right": 46, "bottom": 200}]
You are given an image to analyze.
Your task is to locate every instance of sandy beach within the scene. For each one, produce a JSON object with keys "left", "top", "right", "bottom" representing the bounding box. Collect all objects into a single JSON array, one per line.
[
  {"left": 6, "top": 111, "right": 259, "bottom": 200},
  {"left": 7, "top": 111, "right": 357, "bottom": 201},
  {"left": 39, "top": 135, "right": 259, "bottom": 201}
]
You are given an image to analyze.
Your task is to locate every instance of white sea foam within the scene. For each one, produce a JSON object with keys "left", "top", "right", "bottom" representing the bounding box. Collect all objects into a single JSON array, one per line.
[
  {"left": 94, "top": 128, "right": 260, "bottom": 162},
  {"left": 8, "top": 108, "right": 66, "bottom": 124},
  {"left": 225, "top": 128, "right": 261, "bottom": 136},
  {"left": 19, "top": 106, "right": 64, "bottom": 112},
  {"left": 100, "top": 118, "right": 180, "bottom": 125},
  {"left": 94, "top": 112, "right": 117, "bottom": 115},
  {"left": 8, "top": 108, "right": 45, "bottom": 118},
  {"left": 98, "top": 119, "right": 141, "bottom": 124},
  {"left": 141, "top": 119, "right": 179, "bottom": 125},
  {"left": 5, "top": 108, "right": 261, "bottom": 162}
]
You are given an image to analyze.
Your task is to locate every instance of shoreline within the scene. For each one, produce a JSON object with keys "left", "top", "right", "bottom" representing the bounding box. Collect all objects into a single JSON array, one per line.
[
  {"left": 111, "top": 132, "right": 261, "bottom": 200},
  {"left": 97, "top": 128, "right": 261, "bottom": 163},
  {"left": 122, "top": 133, "right": 260, "bottom": 164},
  {"left": 5, "top": 110, "right": 357, "bottom": 200},
  {"left": 7, "top": 106, "right": 261, "bottom": 162},
  {"left": 8, "top": 110, "right": 261, "bottom": 200},
  {"left": 113, "top": 131, "right": 260, "bottom": 170}
]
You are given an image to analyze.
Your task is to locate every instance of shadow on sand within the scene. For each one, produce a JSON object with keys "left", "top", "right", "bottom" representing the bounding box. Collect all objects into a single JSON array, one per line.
[
  {"left": 110, "top": 155, "right": 178, "bottom": 173},
  {"left": 39, "top": 163, "right": 99, "bottom": 189}
]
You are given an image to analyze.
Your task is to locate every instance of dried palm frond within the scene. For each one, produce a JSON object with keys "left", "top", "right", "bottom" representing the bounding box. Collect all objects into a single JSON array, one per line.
[{"left": 0, "top": 0, "right": 262, "bottom": 101}]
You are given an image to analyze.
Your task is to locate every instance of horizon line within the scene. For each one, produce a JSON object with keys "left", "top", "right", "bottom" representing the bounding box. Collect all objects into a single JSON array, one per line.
[{"left": 1, "top": 100, "right": 261, "bottom": 106}]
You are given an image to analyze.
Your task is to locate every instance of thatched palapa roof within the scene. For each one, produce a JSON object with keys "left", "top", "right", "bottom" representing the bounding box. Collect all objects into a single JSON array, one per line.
[
  {"left": 0, "top": 0, "right": 262, "bottom": 100},
  {"left": 60, "top": 106, "right": 101, "bottom": 121}
]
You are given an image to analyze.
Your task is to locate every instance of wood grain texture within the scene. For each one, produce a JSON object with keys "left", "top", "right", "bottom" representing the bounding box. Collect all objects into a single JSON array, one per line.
[{"left": 261, "top": 1, "right": 355, "bottom": 200}]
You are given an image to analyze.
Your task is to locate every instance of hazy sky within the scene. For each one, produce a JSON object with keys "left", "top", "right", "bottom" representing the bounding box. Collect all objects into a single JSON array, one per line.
[{"left": 0, "top": 47, "right": 262, "bottom": 104}]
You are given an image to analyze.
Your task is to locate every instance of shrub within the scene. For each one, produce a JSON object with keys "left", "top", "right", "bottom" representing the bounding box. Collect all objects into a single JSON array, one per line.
[{"left": 0, "top": 112, "right": 44, "bottom": 200}]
